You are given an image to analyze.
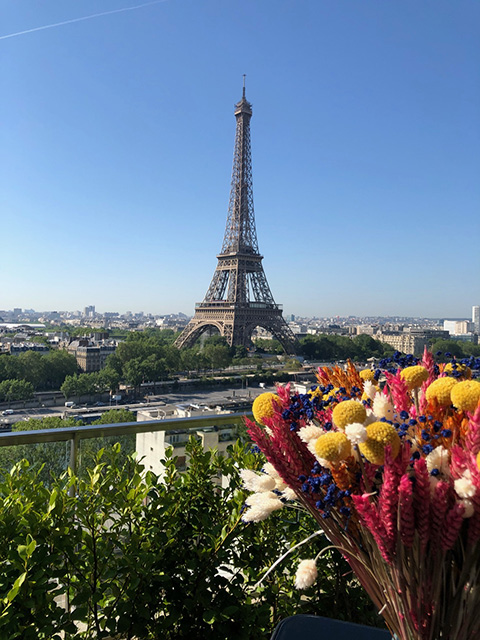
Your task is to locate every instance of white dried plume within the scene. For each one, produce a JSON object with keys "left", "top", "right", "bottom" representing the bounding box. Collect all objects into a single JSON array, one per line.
[
  {"left": 345, "top": 423, "right": 368, "bottom": 445},
  {"left": 242, "top": 496, "right": 283, "bottom": 522},
  {"left": 245, "top": 491, "right": 278, "bottom": 505},
  {"left": 263, "top": 462, "right": 281, "bottom": 479},
  {"left": 454, "top": 475, "right": 477, "bottom": 499},
  {"left": 363, "top": 379, "right": 377, "bottom": 400},
  {"left": 372, "top": 394, "right": 395, "bottom": 420},
  {"left": 262, "top": 462, "right": 287, "bottom": 491},
  {"left": 294, "top": 559, "right": 318, "bottom": 590},
  {"left": 425, "top": 446, "right": 450, "bottom": 476},
  {"left": 281, "top": 487, "right": 297, "bottom": 501},
  {"left": 298, "top": 425, "right": 324, "bottom": 444},
  {"left": 239, "top": 469, "right": 276, "bottom": 493}
]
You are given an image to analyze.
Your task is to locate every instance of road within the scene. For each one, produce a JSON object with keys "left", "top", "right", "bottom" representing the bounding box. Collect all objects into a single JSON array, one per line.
[{"left": 0, "top": 384, "right": 278, "bottom": 429}]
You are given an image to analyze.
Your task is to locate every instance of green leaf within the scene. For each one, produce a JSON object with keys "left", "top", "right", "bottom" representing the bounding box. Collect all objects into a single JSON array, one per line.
[
  {"left": 202, "top": 610, "right": 216, "bottom": 624},
  {"left": 6, "top": 572, "right": 27, "bottom": 602},
  {"left": 47, "top": 488, "right": 58, "bottom": 513}
]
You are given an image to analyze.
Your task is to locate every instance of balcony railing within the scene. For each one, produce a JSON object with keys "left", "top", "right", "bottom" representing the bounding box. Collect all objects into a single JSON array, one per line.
[{"left": 0, "top": 412, "right": 251, "bottom": 478}]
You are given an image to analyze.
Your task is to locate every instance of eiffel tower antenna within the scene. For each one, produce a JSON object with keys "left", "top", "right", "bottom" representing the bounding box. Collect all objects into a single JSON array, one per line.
[{"left": 175, "top": 84, "right": 297, "bottom": 354}]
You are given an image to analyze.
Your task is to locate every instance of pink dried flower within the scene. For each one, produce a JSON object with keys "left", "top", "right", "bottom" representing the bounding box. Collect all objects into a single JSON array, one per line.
[
  {"left": 275, "top": 383, "right": 292, "bottom": 407},
  {"left": 465, "top": 404, "right": 480, "bottom": 456},
  {"left": 352, "top": 494, "right": 393, "bottom": 563},
  {"left": 413, "top": 458, "right": 431, "bottom": 549},
  {"left": 430, "top": 481, "right": 452, "bottom": 547},
  {"left": 399, "top": 474, "right": 415, "bottom": 547},
  {"left": 384, "top": 370, "right": 410, "bottom": 414},
  {"left": 378, "top": 448, "right": 401, "bottom": 548},
  {"left": 441, "top": 502, "right": 465, "bottom": 551},
  {"left": 421, "top": 347, "right": 437, "bottom": 385}
]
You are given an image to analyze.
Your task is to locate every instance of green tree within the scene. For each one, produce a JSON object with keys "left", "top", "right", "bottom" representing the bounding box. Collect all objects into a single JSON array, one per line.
[
  {"left": 97, "top": 366, "right": 121, "bottom": 393},
  {"left": 17, "top": 351, "right": 47, "bottom": 389},
  {"left": 0, "top": 379, "right": 34, "bottom": 403},
  {"left": 203, "top": 344, "right": 232, "bottom": 370},
  {"left": 430, "top": 339, "right": 465, "bottom": 359},
  {"left": 42, "top": 350, "right": 78, "bottom": 389},
  {"left": 0, "top": 355, "right": 20, "bottom": 384}
]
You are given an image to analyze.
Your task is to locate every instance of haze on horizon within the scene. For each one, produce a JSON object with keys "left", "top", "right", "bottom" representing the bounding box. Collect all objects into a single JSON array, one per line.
[{"left": 1, "top": 1, "right": 479, "bottom": 319}]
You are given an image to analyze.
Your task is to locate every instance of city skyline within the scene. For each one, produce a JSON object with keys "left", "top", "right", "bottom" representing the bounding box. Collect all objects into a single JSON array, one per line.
[
  {"left": 0, "top": 304, "right": 476, "bottom": 324},
  {"left": 2, "top": 1, "right": 479, "bottom": 318}
]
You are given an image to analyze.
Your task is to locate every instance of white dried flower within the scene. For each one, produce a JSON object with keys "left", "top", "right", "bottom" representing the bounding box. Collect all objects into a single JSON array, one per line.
[
  {"left": 263, "top": 462, "right": 280, "bottom": 479},
  {"left": 245, "top": 491, "right": 278, "bottom": 505},
  {"left": 372, "top": 394, "right": 395, "bottom": 420},
  {"left": 240, "top": 469, "right": 261, "bottom": 491},
  {"left": 240, "top": 469, "right": 276, "bottom": 493},
  {"left": 294, "top": 559, "right": 318, "bottom": 590},
  {"left": 298, "top": 425, "right": 324, "bottom": 444},
  {"left": 345, "top": 423, "right": 368, "bottom": 445},
  {"left": 281, "top": 487, "right": 297, "bottom": 501},
  {"left": 262, "top": 462, "right": 287, "bottom": 490},
  {"left": 242, "top": 496, "right": 283, "bottom": 522},
  {"left": 257, "top": 476, "right": 277, "bottom": 492},
  {"left": 454, "top": 476, "right": 477, "bottom": 499},
  {"left": 425, "top": 446, "right": 450, "bottom": 476},
  {"left": 363, "top": 380, "right": 377, "bottom": 400}
]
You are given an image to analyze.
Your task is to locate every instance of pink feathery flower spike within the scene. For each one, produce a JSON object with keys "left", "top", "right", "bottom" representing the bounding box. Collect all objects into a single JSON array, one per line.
[
  {"left": 413, "top": 458, "right": 431, "bottom": 550},
  {"left": 421, "top": 347, "right": 436, "bottom": 385},
  {"left": 384, "top": 370, "right": 410, "bottom": 414},
  {"left": 352, "top": 494, "right": 393, "bottom": 563},
  {"left": 465, "top": 404, "right": 480, "bottom": 456},
  {"left": 275, "top": 383, "right": 291, "bottom": 407},
  {"left": 441, "top": 502, "right": 465, "bottom": 551},
  {"left": 399, "top": 474, "right": 415, "bottom": 547},
  {"left": 430, "top": 481, "right": 451, "bottom": 547},
  {"left": 378, "top": 448, "right": 402, "bottom": 548}
]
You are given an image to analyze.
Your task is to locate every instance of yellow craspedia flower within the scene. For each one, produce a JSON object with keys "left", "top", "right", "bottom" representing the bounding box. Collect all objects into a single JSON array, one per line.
[
  {"left": 252, "top": 392, "right": 281, "bottom": 426},
  {"left": 425, "top": 377, "right": 458, "bottom": 407},
  {"left": 451, "top": 380, "right": 480, "bottom": 413},
  {"left": 400, "top": 365, "right": 429, "bottom": 390},
  {"left": 359, "top": 369, "right": 376, "bottom": 383},
  {"left": 314, "top": 432, "right": 351, "bottom": 463},
  {"left": 477, "top": 451, "right": 480, "bottom": 473},
  {"left": 444, "top": 363, "right": 472, "bottom": 380},
  {"left": 358, "top": 422, "right": 401, "bottom": 465},
  {"left": 332, "top": 400, "right": 367, "bottom": 430}
]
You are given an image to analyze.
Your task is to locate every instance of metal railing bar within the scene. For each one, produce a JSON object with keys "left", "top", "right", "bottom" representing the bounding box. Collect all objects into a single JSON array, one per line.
[{"left": 0, "top": 412, "right": 252, "bottom": 447}]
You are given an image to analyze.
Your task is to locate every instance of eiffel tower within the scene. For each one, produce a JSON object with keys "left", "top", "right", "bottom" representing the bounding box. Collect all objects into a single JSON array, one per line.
[{"left": 175, "top": 82, "right": 297, "bottom": 354}]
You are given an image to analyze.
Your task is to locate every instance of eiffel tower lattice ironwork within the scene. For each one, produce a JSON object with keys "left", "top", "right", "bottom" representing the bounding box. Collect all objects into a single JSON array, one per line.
[{"left": 175, "top": 84, "right": 297, "bottom": 354}]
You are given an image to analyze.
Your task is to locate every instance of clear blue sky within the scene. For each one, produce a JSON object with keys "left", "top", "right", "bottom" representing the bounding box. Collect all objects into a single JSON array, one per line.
[{"left": 1, "top": 0, "right": 479, "bottom": 319}]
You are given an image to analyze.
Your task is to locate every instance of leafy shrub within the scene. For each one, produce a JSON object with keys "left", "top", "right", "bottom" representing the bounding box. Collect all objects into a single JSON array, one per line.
[{"left": 0, "top": 440, "right": 380, "bottom": 639}]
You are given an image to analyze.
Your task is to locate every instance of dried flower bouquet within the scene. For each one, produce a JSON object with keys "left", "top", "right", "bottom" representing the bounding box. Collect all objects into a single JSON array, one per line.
[{"left": 242, "top": 351, "right": 480, "bottom": 640}]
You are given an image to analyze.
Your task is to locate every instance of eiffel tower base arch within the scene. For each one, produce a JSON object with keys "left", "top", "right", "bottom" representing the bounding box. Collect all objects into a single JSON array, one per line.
[{"left": 175, "top": 303, "right": 297, "bottom": 355}]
